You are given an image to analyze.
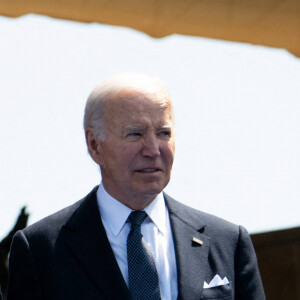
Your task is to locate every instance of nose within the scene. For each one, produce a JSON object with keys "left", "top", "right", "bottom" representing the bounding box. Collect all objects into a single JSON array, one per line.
[{"left": 141, "top": 134, "right": 160, "bottom": 158}]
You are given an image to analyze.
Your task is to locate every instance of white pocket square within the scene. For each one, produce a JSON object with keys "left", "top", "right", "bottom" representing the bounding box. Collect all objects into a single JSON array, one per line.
[{"left": 203, "top": 274, "right": 230, "bottom": 289}]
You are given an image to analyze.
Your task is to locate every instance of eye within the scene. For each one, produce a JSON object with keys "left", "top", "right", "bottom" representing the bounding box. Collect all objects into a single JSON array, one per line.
[
  {"left": 126, "top": 132, "right": 142, "bottom": 140},
  {"left": 158, "top": 130, "right": 171, "bottom": 138},
  {"left": 128, "top": 132, "right": 141, "bottom": 137}
]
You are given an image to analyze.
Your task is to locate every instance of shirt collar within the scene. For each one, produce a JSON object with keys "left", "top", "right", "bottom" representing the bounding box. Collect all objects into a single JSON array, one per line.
[
  {"left": 143, "top": 192, "right": 167, "bottom": 236},
  {"left": 97, "top": 182, "right": 167, "bottom": 237}
]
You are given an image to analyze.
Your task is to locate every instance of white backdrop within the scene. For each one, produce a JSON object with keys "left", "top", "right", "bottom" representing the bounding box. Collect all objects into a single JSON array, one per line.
[{"left": 1, "top": 14, "right": 299, "bottom": 239}]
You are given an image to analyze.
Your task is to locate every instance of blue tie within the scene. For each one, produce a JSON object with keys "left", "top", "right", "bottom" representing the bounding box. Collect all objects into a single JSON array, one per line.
[{"left": 127, "top": 210, "right": 161, "bottom": 300}]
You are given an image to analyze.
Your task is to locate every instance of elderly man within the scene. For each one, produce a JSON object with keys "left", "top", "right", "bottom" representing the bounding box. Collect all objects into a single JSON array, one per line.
[{"left": 8, "top": 73, "right": 265, "bottom": 300}]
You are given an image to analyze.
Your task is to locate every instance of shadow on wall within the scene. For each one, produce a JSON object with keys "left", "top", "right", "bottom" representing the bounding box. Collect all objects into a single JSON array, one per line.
[
  {"left": 251, "top": 226, "right": 300, "bottom": 300},
  {"left": 0, "top": 207, "right": 29, "bottom": 300}
]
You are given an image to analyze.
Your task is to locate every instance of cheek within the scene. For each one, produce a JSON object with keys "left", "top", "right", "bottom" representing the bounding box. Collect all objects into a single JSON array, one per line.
[
  {"left": 162, "top": 144, "right": 175, "bottom": 166},
  {"left": 167, "top": 140, "right": 176, "bottom": 158},
  {"left": 117, "top": 146, "right": 140, "bottom": 168}
]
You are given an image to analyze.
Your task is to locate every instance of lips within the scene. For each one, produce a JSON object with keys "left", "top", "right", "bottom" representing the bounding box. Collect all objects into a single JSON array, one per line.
[{"left": 136, "top": 168, "right": 161, "bottom": 173}]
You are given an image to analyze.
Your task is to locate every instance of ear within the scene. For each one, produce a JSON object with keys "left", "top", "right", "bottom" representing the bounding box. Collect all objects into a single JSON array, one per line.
[{"left": 85, "top": 128, "right": 103, "bottom": 165}]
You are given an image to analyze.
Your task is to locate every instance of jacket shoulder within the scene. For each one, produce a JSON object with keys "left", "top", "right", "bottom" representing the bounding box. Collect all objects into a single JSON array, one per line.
[
  {"left": 21, "top": 187, "right": 98, "bottom": 241},
  {"left": 164, "top": 193, "right": 242, "bottom": 240}
]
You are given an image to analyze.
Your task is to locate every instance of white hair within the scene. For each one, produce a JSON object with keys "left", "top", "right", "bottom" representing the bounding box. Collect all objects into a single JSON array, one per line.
[{"left": 83, "top": 72, "right": 170, "bottom": 141}]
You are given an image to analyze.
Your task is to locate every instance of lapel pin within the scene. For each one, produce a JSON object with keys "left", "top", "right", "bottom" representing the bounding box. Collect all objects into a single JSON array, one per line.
[{"left": 192, "top": 237, "right": 203, "bottom": 246}]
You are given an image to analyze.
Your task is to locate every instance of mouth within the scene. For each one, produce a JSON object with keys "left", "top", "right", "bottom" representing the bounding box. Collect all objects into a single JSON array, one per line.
[{"left": 136, "top": 168, "right": 161, "bottom": 173}]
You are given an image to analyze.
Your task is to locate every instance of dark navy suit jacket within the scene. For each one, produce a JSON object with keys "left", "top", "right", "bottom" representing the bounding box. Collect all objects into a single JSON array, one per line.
[{"left": 8, "top": 187, "right": 265, "bottom": 299}]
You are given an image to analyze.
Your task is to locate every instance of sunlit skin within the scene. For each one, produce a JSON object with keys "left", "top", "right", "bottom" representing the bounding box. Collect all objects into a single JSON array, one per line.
[{"left": 86, "top": 88, "right": 175, "bottom": 210}]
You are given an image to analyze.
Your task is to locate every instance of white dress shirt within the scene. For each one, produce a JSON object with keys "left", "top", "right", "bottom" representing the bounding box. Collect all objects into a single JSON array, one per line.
[{"left": 97, "top": 183, "right": 178, "bottom": 300}]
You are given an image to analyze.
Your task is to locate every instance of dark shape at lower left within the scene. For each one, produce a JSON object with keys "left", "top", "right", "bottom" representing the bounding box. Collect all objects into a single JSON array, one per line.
[{"left": 0, "top": 206, "right": 29, "bottom": 299}]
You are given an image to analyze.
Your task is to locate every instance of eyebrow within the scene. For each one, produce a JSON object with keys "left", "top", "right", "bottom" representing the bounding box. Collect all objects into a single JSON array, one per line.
[
  {"left": 124, "top": 125, "right": 172, "bottom": 133},
  {"left": 124, "top": 126, "right": 145, "bottom": 132},
  {"left": 159, "top": 125, "right": 172, "bottom": 130}
]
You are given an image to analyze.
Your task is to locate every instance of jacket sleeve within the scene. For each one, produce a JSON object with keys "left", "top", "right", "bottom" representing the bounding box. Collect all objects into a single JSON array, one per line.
[
  {"left": 7, "top": 230, "right": 42, "bottom": 300},
  {"left": 234, "top": 226, "right": 265, "bottom": 300}
]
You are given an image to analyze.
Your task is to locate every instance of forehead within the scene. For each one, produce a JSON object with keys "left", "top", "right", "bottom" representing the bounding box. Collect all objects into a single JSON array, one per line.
[{"left": 105, "top": 88, "right": 173, "bottom": 120}]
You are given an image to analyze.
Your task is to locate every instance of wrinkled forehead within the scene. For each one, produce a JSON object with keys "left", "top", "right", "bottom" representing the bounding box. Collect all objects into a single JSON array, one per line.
[{"left": 105, "top": 86, "right": 173, "bottom": 117}]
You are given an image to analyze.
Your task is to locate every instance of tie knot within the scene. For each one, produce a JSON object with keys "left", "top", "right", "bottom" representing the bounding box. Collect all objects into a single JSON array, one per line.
[{"left": 128, "top": 210, "right": 148, "bottom": 226}]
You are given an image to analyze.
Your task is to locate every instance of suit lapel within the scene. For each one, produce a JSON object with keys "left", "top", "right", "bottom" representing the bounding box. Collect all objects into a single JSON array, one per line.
[
  {"left": 61, "top": 187, "right": 130, "bottom": 299},
  {"left": 59, "top": 189, "right": 210, "bottom": 299},
  {"left": 165, "top": 194, "right": 210, "bottom": 300}
]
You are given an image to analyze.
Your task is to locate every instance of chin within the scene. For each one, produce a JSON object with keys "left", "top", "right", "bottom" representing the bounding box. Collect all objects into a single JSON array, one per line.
[{"left": 137, "top": 183, "right": 167, "bottom": 198}]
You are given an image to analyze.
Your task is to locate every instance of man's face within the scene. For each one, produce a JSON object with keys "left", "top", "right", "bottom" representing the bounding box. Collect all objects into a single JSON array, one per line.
[{"left": 89, "top": 88, "right": 175, "bottom": 209}]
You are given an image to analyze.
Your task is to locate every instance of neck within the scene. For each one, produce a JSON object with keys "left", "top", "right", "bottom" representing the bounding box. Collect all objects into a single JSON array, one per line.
[{"left": 101, "top": 182, "right": 157, "bottom": 210}]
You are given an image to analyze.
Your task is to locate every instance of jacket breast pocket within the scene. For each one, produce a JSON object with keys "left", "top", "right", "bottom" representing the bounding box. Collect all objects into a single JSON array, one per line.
[{"left": 201, "top": 283, "right": 232, "bottom": 299}]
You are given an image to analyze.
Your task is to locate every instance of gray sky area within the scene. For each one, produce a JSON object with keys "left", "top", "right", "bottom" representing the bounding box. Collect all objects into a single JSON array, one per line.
[{"left": 0, "top": 14, "right": 299, "bottom": 239}]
